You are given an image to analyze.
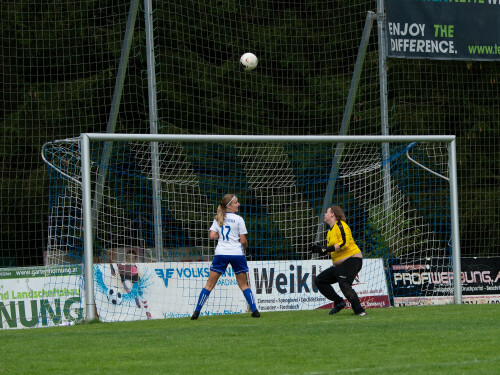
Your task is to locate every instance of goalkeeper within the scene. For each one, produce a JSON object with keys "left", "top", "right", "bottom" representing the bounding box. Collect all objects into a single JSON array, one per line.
[{"left": 310, "top": 205, "right": 366, "bottom": 316}]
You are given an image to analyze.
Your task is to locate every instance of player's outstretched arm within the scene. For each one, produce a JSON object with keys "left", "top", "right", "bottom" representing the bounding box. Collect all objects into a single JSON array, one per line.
[{"left": 309, "top": 243, "right": 336, "bottom": 255}]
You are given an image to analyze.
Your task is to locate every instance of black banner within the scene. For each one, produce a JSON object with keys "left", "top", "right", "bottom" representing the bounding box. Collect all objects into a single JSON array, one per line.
[
  {"left": 385, "top": 0, "right": 500, "bottom": 61},
  {"left": 388, "top": 257, "right": 500, "bottom": 300},
  {"left": 461, "top": 257, "right": 500, "bottom": 295},
  {"left": 388, "top": 257, "right": 453, "bottom": 298}
]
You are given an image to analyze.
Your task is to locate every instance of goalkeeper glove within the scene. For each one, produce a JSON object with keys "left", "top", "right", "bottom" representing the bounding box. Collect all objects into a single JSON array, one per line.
[{"left": 310, "top": 243, "right": 328, "bottom": 255}]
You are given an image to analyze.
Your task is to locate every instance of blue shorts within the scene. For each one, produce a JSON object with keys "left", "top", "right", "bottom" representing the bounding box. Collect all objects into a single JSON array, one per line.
[{"left": 210, "top": 255, "right": 249, "bottom": 275}]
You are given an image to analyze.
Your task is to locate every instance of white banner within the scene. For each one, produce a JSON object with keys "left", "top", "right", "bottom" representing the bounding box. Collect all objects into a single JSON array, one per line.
[
  {"left": 94, "top": 262, "right": 248, "bottom": 322},
  {"left": 0, "top": 266, "right": 83, "bottom": 329},
  {"left": 93, "top": 259, "right": 389, "bottom": 322},
  {"left": 1, "top": 259, "right": 390, "bottom": 329},
  {"left": 248, "top": 259, "right": 389, "bottom": 312}
]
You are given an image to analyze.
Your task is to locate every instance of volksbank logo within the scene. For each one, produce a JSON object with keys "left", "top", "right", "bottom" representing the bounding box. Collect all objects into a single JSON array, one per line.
[
  {"left": 253, "top": 265, "right": 319, "bottom": 294},
  {"left": 155, "top": 268, "right": 175, "bottom": 287},
  {"left": 154, "top": 267, "right": 235, "bottom": 288}
]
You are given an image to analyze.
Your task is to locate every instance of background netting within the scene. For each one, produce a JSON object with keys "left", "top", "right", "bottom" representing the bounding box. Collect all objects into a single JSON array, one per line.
[{"left": 0, "top": 0, "right": 498, "bottom": 325}]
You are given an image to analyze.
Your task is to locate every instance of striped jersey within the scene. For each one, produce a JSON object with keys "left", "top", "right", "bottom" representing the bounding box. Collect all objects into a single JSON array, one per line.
[{"left": 326, "top": 220, "right": 361, "bottom": 263}]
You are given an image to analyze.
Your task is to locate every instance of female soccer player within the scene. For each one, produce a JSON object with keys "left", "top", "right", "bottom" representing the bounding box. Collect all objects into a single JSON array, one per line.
[
  {"left": 191, "top": 194, "right": 260, "bottom": 320},
  {"left": 311, "top": 205, "right": 367, "bottom": 316}
]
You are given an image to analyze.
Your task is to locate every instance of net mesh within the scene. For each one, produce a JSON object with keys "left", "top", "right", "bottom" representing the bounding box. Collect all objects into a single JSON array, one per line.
[{"left": 42, "top": 138, "right": 454, "bottom": 318}]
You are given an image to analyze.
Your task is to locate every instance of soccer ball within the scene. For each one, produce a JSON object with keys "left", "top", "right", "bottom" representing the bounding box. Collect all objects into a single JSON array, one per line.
[
  {"left": 240, "top": 52, "right": 258, "bottom": 71},
  {"left": 107, "top": 288, "right": 123, "bottom": 305}
]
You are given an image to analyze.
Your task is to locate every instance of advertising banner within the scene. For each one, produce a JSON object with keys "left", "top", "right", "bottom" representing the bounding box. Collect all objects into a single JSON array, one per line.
[
  {"left": 94, "top": 262, "right": 249, "bottom": 322},
  {"left": 248, "top": 259, "right": 390, "bottom": 312},
  {"left": 385, "top": 0, "right": 500, "bottom": 61},
  {"left": 93, "top": 259, "right": 389, "bottom": 322},
  {"left": 388, "top": 257, "right": 500, "bottom": 306},
  {"left": 2, "top": 258, "right": 390, "bottom": 328},
  {"left": 0, "top": 266, "right": 83, "bottom": 329}
]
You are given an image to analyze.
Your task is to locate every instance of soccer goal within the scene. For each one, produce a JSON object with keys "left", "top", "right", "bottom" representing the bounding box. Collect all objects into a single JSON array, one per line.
[{"left": 42, "top": 134, "right": 461, "bottom": 322}]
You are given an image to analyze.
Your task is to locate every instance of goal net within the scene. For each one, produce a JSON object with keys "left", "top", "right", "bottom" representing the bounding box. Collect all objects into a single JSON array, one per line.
[{"left": 41, "top": 135, "right": 459, "bottom": 322}]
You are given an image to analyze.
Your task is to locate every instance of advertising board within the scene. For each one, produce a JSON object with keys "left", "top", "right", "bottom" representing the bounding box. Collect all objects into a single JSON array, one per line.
[
  {"left": 0, "top": 266, "right": 83, "bottom": 329},
  {"left": 93, "top": 259, "right": 389, "bottom": 321},
  {"left": 388, "top": 257, "right": 500, "bottom": 306},
  {"left": 385, "top": 0, "right": 500, "bottom": 61}
]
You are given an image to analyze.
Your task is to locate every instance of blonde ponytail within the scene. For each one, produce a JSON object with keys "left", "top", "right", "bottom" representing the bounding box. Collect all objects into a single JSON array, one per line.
[
  {"left": 215, "top": 205, "right": 225, "bottom": 226},
  {"left": 215, "top": 193, "right": 235, "bottom": 226}
]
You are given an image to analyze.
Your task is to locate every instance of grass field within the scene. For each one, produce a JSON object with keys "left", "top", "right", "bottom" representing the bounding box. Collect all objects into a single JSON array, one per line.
[{"left": 2, "top": 304, "right": 499, "bottom": 374}]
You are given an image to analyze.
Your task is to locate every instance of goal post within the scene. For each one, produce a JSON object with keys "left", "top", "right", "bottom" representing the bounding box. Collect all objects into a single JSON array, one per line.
[{"left": 44, "top": 134, "right": 461, "bottom": 322}]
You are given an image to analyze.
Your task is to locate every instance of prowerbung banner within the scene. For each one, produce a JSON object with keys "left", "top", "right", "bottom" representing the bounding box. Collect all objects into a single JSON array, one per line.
[
  {"left": 385, "top": 0, "right": 500, "bottom": 61},
  {"left": 93, "top": 259, "right": 389, "bottom": 322},
  {"left": 388, "top": 257, "right": 500, "bottom": 306},
  {"left": 0, "top": 266, "right": 83, "bottom": 329}
]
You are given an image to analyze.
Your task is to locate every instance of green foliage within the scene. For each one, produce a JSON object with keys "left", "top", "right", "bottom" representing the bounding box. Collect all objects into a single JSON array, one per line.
[{"left": 0, "top": 0, "right": 498, "bottom": 265}]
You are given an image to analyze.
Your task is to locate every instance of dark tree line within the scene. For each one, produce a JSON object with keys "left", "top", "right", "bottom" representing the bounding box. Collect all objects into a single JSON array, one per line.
[{"left": 0, "top": 0, "right": 498, "bottom": 266}]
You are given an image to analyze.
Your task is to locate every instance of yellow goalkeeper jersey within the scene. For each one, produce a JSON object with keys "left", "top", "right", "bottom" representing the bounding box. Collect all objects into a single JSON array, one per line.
[{"left": 326, "top": 220, "right": 361, "bottom": 263}]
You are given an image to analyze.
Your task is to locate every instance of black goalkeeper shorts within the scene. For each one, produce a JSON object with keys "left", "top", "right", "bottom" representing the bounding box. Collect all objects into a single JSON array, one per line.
[{"left": 317, "top": 257, "right": 362, "bottom": 285}]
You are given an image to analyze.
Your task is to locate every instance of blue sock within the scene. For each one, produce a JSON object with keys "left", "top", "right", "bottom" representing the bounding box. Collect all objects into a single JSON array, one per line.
[
  {"left": 243, "top": 288, "right": 257, "bottom": 312},
  {"left": 195, "top": 288, "right": 211, "bottom": 312}
]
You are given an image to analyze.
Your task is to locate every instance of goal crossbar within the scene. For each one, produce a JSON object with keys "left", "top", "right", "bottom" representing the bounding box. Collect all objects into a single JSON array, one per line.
[{"left": 81, "top": 133, "right": 456, "bottom": 143}]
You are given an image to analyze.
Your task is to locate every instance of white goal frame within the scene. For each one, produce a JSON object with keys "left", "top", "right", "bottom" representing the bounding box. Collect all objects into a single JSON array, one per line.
[{"left": 79, "top": 133, "right": 461, "bottom": 321}]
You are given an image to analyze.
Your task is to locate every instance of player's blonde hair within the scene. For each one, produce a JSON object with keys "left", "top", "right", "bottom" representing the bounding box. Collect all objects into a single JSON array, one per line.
[
  {"left": 215, "top": 194, "right": 236, "bottom": 226},
  {"left": 328, "top": 205, "right": 346, "bottom": 222}
]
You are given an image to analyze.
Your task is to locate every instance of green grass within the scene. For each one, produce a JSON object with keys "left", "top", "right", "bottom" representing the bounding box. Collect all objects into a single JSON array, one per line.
[{"left": 1, "top": 304, "right": 499, "bottom": 374}]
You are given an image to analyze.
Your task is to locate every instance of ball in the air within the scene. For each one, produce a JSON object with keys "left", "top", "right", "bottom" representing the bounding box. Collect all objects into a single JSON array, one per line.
[{"left": 240, "top": 52, "right": 258, "bottom": 71}]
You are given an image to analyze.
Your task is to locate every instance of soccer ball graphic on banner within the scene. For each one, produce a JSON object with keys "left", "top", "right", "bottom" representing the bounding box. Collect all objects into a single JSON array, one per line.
[
  {"left": 240, "top": 52, "right": 258, "bottom": 71},
  {"left": 107, "top": 288, "right": 123, "bottom": 305}
]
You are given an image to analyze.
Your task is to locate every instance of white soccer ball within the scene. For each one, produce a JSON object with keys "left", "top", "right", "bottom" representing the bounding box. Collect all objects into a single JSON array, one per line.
[
  {"left": 240, "top": 52, "right": 258, "bottom": 71},
  {"left": 107, "top": 288, "right": 123, "bottom": 305}
]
